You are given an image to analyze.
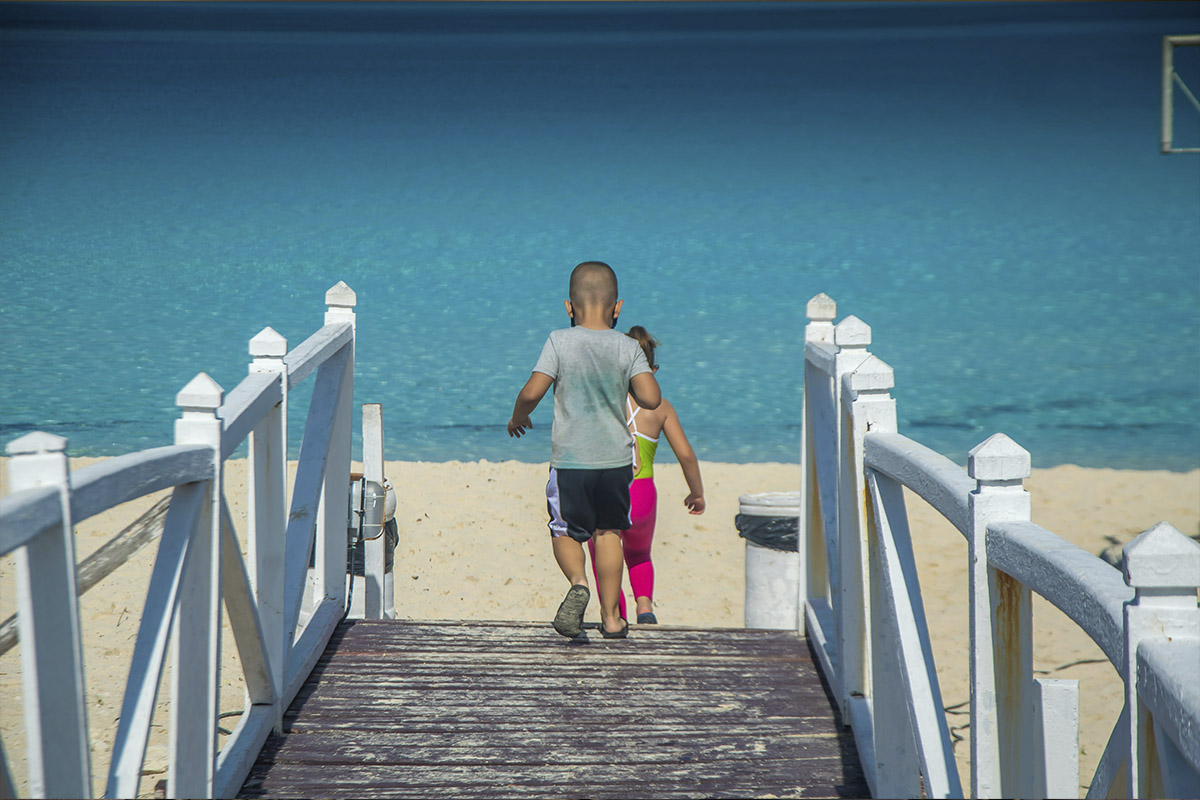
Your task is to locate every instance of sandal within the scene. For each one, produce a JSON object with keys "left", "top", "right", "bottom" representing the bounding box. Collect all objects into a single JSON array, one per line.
[
  {"left": 553, "top": 585, "right": 590, "bottom": 638},
  {"left": 600, "top": 619, "right": 629, "bottom": 639}
]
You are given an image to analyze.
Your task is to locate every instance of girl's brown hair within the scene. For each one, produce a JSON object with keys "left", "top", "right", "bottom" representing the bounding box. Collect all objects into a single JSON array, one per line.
[{"left": 626, "top": 325, "right": 659, "bottom": 370}]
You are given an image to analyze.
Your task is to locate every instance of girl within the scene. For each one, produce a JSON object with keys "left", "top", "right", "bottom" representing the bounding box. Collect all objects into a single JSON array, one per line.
[{"left": 589, "top": 326, "right": 705, "bottom": 625}]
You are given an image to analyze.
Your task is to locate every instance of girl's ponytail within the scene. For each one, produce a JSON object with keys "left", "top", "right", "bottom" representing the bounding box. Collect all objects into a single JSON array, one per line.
[{"left": 626, "top": 325, "right": 659, "bottom": 370}]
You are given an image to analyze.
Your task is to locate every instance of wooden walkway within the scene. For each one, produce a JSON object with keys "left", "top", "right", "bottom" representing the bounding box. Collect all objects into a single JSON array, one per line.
[{"left": 238, "top": 619, "right": 869, "bottom": 799}]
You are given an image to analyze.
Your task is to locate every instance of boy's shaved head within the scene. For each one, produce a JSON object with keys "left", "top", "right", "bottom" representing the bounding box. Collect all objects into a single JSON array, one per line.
[{"left": 569, "top": 261, "right": 618, "bottom": 307}]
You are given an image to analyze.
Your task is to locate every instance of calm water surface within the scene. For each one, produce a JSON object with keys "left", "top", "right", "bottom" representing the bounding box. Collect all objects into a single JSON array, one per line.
[{"left": 2, "top": 2, "right": 1198, "bottom": 469}]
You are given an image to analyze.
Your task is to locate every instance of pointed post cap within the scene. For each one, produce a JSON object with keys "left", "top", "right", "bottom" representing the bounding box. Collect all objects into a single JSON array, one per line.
[
  {"left": 175, "top": 372, "right": 224, "bottom": 411},
  {"left": 326, "top": 281, "right": 357, "bottom": 309},
  {"left": 834, "top": 315, "right": 871, "bottom": 347},
  {"left": 7, "top": 431, "right": 67, "bottom": 456},
  {"left": 250, "top": 326, "right": 287, "bottom": 358},
  {"left": 847, "top": 354, "right": 894, "bottom": 395},
  {"left": 968, "top": 433, "right": 1031, "bottom": 482},
  {"left": 1123, "top": 521, "right": 1200, "bottom": 590},
  {"left": 806, "top": 293, "right": 837, "bottom": 322}
]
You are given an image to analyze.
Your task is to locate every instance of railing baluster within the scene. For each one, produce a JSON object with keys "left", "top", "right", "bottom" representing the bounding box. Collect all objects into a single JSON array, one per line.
[
  {"left": 248, "top": 326, "right": 288, "bottom": 732},
  {"left": 966, "top": 433, "right": 1032, "bottom": 799},
  {"left": 1033, "top": 677, "right": 1080, "bottom": 798},
  {"left": 316, "top": 282, "right": 356, "bottom": 612},
  {"left": 800, "top": 293, "right": 837, "bottom": 637},
  {"left": 169, "top": 373, "right": 224, "bottom": 798},
  {"left": 6, "top": 432, "right": 90, "bottom": 799},
  {"left": 841, "top": 348, "right": 898, "bottom": 796},
  {"left": 834, "top": 315, "right": 873, "bottom": 719}
]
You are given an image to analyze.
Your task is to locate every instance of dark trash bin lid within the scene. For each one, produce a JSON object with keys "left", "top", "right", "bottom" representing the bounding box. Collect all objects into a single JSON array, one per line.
[{"left": 736, "top": 492, "right": 800, "bottom": 552}]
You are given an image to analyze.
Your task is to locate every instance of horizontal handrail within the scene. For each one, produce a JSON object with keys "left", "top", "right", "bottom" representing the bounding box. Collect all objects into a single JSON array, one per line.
[
  {"left": 1, "top": 446, "right": 212, "bottom": 556},
  {"left": 69, "top": 444, "right": 214, "bottom": 524},
  {"left": 1137, "top": 639, "right": 1200, "bottom": 772},
  {"left": 285, "top": 322, "right": 352, "bottom": 390},
  {"left": 864, "top": 431, "right": 975, "bottom": 537},
  {"left": 0, "top": 486, "right": 61, "bottom": 555},
  {"left": 987, "top": 520, "right": 1131, "bottom": 669},
  {"left": 805, "top": 338, "right": 837, "bottom": 376},
  {"left": 219, "top": 371, "right": 283, "bottom": 460}
]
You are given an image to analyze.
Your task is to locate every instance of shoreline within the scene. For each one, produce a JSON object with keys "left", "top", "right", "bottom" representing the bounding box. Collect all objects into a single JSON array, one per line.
[{"left": 1, "top": 458, "right": 1197, "bottom": 796}]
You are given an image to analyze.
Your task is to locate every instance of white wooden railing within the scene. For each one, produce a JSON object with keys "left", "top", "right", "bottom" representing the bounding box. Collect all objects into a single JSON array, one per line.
[
  {"left": 0, "top": 282, "right": 359, "bottom": 799},
  {"left": 798, "top": 293, "right": 1200, "bottom": 799}
]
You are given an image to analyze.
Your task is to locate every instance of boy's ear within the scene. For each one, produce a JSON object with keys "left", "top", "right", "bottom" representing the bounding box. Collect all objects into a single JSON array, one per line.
[
  {"left": 563, "top": 299, "right": 574, "bottom": 319},
  {"left": 613, "top": 299, "right": 623, "bottom": 320}
]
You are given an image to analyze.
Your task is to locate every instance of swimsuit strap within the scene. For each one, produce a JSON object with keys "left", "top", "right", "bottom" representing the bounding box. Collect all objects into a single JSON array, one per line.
[
  {"left": 626, "top": 396, "right": 659, "bottom": 443},
  {"left": 625, "top": 396, "right": 655, "bottom": 472}
]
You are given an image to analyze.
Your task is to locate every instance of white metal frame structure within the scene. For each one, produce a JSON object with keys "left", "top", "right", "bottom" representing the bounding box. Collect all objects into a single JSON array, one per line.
[
  {"left": 0, "top": 282, "right": 358, "bottom": 799},
  {"left": 1162, "top": 34, "right": 1200, "bottom": 154},
  {"left": 799, "top": 293, "right": 1200, "bottom": 799}
]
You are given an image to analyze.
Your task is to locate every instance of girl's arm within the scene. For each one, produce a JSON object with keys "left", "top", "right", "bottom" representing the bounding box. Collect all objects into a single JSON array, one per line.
[{"left": 660, "top": 400, "right": 705, "bottom": 514}]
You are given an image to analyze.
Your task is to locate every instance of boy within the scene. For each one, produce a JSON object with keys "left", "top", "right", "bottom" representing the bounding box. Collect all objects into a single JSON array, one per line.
[{"left": 507, "top": 261, "right": 661, "bottom": 639}]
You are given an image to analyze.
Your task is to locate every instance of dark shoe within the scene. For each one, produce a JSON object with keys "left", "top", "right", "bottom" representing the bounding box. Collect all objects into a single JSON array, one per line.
[
  {"left": 601, "top": 619, "right": 629, "bottom": 639},
  {"left": 553, "top": 585, "right": 590, "bottom": 638},
  {"left": 637, "top": 612, "right": 658, "bottom": 625}
]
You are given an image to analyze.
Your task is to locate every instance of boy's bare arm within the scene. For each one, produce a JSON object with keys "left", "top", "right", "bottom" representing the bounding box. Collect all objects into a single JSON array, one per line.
[
  {"left": 629, "top": 372, "right": 661, "bottom": 410},
  {"left": 508, "top": 372, "right": 554, "bottom": 437}
]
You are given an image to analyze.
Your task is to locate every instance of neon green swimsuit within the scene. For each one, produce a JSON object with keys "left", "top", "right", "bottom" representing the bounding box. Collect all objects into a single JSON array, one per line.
[{"left": 628, "top": 397, "right": 659, "bottom": 480}]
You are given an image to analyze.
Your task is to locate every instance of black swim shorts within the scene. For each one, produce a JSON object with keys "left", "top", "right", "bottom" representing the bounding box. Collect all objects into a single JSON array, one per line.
[{"left": 545, "top": 465, "right": 633, "bottom": 542}]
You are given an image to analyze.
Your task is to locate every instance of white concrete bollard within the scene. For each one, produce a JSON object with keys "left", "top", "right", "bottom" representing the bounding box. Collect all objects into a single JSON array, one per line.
[{"left": 741, "top": 492, "right": 802, "bottom": 629}]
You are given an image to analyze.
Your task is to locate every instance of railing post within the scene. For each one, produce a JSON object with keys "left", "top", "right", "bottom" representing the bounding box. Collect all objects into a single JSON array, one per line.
[
  {"left": 843, "top": 356, "right": 920, "bottom": 797},
  {"left": 1121, "top": 521, "right": 1200, "bottom": 798},
  {"left": 834, "top": 315, "right": 872, "bottom": 716},
  {"left": 6, "top": 432, "right": 90, "bottom": 799},
  {"left": 248, "top": 326, "right": 287, "bottom": 732},
  {"left": 317, "top": 282, "right": 356, "bottom": 608},
  {"left": 966, "top": 433, "right": 1032, "bottom": 799},
  {"left": 800, "top": 293, "right": 836, "bottom": 636},
  {"left": 170, "top": 373, "right": 224, "bottom": 798}
]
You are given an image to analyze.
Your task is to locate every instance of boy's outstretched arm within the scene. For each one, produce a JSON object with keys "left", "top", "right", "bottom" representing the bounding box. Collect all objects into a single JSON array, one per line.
[
  {"left": 630, "top": 372, "right": 661, "bottom": 410},
  {"left": 508, "top": 372, "right": 554, "bottom": 437}
]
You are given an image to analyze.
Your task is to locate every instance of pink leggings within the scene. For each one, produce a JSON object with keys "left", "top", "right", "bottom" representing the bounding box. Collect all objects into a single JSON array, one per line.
[{"left": 588, "top": 477, "right": 656, "bottom": 620}]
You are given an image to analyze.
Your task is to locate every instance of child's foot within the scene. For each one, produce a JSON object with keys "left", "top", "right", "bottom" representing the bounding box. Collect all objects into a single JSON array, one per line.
[
  {"left": 553, "top": 585, "right": 590, "bottom": 638},
  {"left": 601, "top": 619, "right": 629, "bottom": 639},
  {"left": 637, "top": 612, "right": 658, "bottom": 625}
]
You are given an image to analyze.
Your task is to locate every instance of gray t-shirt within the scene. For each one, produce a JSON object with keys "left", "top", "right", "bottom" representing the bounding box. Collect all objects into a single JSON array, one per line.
[{"left": 533, "top": 327, "right": 652, "bottom": 469}]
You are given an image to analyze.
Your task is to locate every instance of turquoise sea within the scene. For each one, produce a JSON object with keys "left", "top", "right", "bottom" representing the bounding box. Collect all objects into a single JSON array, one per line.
[{"left": 2, "top": 2, "right": 1198, "bottom": 470}]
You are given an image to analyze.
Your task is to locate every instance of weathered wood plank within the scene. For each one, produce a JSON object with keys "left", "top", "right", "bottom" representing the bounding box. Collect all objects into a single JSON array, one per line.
[
  {"left": 241, "top": 761, "right": 861, "bottom": 799},
  {"left": 256, "top": 732, "right": 851, "bottom": 765},
  {"left": 239, "top": 620, "right": 868, "bottom": 799}
]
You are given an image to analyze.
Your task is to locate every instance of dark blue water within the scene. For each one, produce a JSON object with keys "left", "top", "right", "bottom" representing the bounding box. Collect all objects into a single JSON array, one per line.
[{"left": 2, "top": 2, "right": 1198, "bottom": 469}]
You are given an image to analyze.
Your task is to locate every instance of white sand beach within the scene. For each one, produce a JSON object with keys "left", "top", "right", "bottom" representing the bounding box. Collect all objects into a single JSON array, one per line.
[{"left": 1, "top": 458, "right": 1197, "bottom": 797}]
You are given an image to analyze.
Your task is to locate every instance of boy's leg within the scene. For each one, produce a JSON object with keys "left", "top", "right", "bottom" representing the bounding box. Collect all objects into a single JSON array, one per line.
[
  {"left": 587, "top": 537, "right": 629, "bottom": 620},
  {"left": 552, "top": 535, "right": 588, "bottom": 587},
  {"left": 592, "top": 530, "right": 626, "bottom": 633}
]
